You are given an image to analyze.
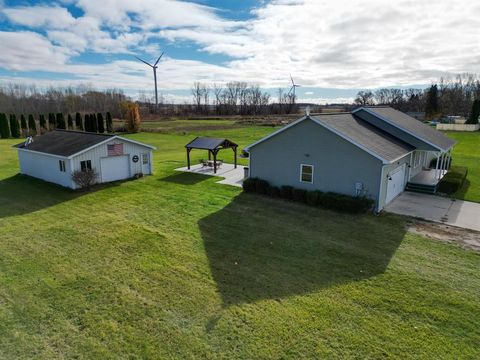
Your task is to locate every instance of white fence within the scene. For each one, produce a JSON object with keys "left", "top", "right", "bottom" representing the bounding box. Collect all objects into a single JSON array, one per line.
[{"left": 436, "top": 123, "right": 480, "bottom": 131}]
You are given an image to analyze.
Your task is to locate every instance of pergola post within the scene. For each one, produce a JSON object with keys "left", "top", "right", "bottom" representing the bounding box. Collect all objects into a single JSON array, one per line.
[
  {"left": 208, "top": 150, "right": 211, "bottom": 160},
  {"left": 213, "top": 149, "right": 218, "bottom": 174},
  {"left": 187, "top": 148, "right": 191, "bottom": 169},
  {"left": 233, "top": 146, "right": 237, "bottom": 169}
]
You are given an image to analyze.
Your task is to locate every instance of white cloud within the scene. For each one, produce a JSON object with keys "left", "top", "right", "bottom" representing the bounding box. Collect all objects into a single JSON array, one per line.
[{"left": 3, "top": 5, "right": 75, "bottom": 29}]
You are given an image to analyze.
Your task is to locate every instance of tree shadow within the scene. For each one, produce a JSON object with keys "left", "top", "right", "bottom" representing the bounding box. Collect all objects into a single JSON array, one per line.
[
  {"left": 199, "top": 193, "right": 406, "bottom": 307},
  {"left": 0, "top": 174, "right": 119, "bottom": 219},
  {"left": 160, "top": 172, "right": 208, "bottom": 185}
]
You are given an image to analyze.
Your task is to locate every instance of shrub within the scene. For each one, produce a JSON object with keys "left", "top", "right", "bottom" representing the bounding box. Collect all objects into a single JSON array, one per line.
[
  {"left": 48, "top": 113, "right": 56, "bottom": 129},
  {"left": 255, "top": 179, "right": 270, "bottom": 195},
  {"left": 72, "top": 169, "right": 98, "bottom": 190},
  {"left": 28, "top": 114, "right": 36, "bottom": 135},
  {"left": 467, "top": 99, "right": 480, "bottom": 124},
  {"left": 56, "top": 113, "right": 66, "bottom": 129},
  {"left": 106, "top": 112, "right": 113, "bottom": 132},
  {"left": 242, "top": 177, "right": 257, "bottom": 193},
  {"left": 268, "top": 186, "right": 281, "bottom": 198},
  {"left": 97, "top": 113, "right": 105, "bottom": 133},
  {"left": 9, "top": 114, "right": 20, "bottom": 138},
  {"left": 437, "top": 166, "right": 468, "bottom": 194},
  {"left": 121, "top": 101, "right": 141, "bottom": 132},
  {"left": 0, "top": 113, "right": 10, "bottom": 138},
  {"left": 75, "top": 112, "right": 83, "bottom": 130},
  {"left": 91, "top": 113, "right": 98, "bottom": 132},
  {"left": 20, "top": 115, "right": 27, "bottom": 135},
  {"left": 292, "top": 188, "right": 307, "bottom": 203},
  {"left": 280, "top": 185, "right": 294, "bottom": 200},
  {"left": 84, "top": 114, "right": 91, "bottom": 132},
  {"left": 306, "top": 190, "right": 322, "bottom": 206},
  {"left": 39, "top": 114, "right": 46, "bottom": 130},
  {"left": 67, "top": 114, "right": 74, "bottom": 129}
]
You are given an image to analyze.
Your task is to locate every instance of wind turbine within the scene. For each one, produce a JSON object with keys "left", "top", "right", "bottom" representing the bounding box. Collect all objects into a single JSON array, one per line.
[
  {"left": 288, "top": 74, "right": 301, "bottom": 102},
  {"left": 135, "top": 52, "right": 164, "bottom": 107}
]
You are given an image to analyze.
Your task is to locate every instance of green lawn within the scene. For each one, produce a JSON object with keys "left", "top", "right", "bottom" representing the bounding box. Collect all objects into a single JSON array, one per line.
[
  {"left": 446, "top": 131, "right": 480, "bottom": 202},
  {"left": 0, "top": 129, "right": 479, "bottom": 359}
]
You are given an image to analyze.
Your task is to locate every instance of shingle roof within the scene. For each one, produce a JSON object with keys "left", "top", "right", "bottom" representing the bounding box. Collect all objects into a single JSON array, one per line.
[
  {"left": 359, "top": 107, "right": 456, "bottom": 151},
  {"left": 185, "top": 137, "right": 237, "bottom": 150},
  {"left": 15, "top": 130, "right": 114, "bottom": 157},
  {"left": 312, "top": 114, "right": 414, "bottom": 162}
]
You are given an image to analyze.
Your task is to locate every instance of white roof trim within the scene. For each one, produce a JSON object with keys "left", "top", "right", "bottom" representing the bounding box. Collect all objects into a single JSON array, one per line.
[
  {"left": 66, "top": 135, "right": 156, "bottom": 159},
  {"left": 243, "top": 116, "right": 308, "bottom": 151},
  {"left": 245, "top": 115, "right": 396, "bottom": 164},
  {"left": 353, "top": 107, "right": 451, "bottom": 152}
]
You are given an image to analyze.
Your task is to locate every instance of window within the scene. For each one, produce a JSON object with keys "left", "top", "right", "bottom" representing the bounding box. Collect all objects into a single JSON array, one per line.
[
  {"left": 59, "top": 160, "right": 66, "bottom": 172},
  {"left": 300, "top": 164, "right": 314, "bottom": 183},
  {"left": 142, "top": 153, "right": 149, "bottom": 165},
  {"left": 80, "top": 160, "right": 92, "bottom": 172}
]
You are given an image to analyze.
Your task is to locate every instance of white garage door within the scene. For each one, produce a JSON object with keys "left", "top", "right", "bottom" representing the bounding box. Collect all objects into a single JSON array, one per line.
[
  {"left": 386, "top": 163, "right": 406, "bottom": 205},
  {"left": 100, "top": 155, "right": 130, "bottom": 183}
]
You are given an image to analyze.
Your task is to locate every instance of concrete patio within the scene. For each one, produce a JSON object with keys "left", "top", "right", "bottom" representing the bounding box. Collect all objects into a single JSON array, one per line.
[{"left": 175, "top": 163, "right": 245, "bottom": 187}]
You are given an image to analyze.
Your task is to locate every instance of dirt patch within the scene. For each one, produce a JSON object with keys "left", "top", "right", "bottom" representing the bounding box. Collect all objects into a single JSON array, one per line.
[{"left": 408, "top": 220, "right": 480, "bottom": 252}]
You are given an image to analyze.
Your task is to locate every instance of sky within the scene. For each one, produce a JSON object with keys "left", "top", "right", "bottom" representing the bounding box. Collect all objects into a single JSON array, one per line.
[{"left": 0, "top": 0, "right": 479, "bottom": 104}]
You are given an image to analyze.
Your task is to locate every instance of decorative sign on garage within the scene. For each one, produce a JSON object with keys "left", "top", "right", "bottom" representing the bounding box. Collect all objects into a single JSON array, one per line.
[{"left": 132, "top": 155, "right": 139, "bottom": 163}]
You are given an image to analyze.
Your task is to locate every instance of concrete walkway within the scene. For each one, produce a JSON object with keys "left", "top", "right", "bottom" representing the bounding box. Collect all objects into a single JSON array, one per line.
[
  {"left": 385, "top": 192, "right": 480, "bottom": 232},
  {"left": 175, "top": 163, "right": 245, "bottom": 187}
]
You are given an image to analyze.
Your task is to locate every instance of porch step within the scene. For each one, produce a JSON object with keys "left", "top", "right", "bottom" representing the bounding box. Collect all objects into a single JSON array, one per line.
[{"left": 405, "top": 182, "right": 437, "bottom": 194}]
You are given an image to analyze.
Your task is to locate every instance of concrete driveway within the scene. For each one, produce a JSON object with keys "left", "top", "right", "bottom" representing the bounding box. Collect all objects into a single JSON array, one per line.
[{"left": 385, "top": 192, "right": 480, "bottom": 232}]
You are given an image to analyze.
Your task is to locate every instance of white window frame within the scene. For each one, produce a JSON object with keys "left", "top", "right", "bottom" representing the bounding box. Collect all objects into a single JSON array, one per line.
[{"left": 299, "top": 164, "right": 314, "bottom": 183}]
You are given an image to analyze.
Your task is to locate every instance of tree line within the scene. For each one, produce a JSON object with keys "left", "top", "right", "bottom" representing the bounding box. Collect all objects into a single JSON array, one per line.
[{"left": 354, "top": 73, "right": 480, "bottom": 121}]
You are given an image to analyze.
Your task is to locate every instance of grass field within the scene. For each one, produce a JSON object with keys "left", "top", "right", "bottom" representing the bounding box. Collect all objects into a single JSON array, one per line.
[
  {"left": 446, "top": 131, "right": 480, "bottom": 202},
  {"left": 0, "top": 127, "right": 479, "bottom": 359}
]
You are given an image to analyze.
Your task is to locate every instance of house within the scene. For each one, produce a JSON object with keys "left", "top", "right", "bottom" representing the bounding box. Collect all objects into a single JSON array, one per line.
[
  {"left": 14, "top": 130, "right": 155, "bottom": 189},
  {"left": 244, "top": 107, "right": 456, "bottom": 211}
]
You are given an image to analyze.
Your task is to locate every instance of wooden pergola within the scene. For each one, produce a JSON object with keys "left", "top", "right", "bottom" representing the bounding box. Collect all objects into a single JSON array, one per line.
[{"left": 185, "top": 137, "right": 238, "bottom": 174}]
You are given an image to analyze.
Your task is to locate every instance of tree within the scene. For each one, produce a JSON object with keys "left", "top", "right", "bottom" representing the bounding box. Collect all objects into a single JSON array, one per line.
[
  {"left": 67, "top": 114, "right": 74, "bottom": 129},
  {"left": 121, "top": 101, "right": 141, "bottom": 132},
  {"left": 56, "top": 113, "right": 66, "bottom": 129},
  {"left": 48, "top": 113, "right": 56, "bottom": 130},
  {"left": 97, "top": 113, "right": 105, "bottom": 133},
  {"left": 9, "top": 114, "right": 20, "bottom": 138},
  {"left": 106, "top": 112, "right": 113, "bottom": 132},
  {"left": 28, "top": 114, "right": 36, "bottom": 135},
  {"left": 20, "top": 114, "right": 27, "bottom": 136},
  {"left": 75, "top": 112, "right": 83, "bottom": 130},
  {"left": 355, "top": 90, "right": 374, "bottom": 105},
  {"left": 84, "top": 114, "right": 91, "bottom": 132},
  {"left": 71, "top": 169, "right": 98, "bottom": 190},
  {"left": 467, "top": 99, "right": 480, "bottom": 124},
  {"left": 425, "top": 84, "right": 439, "bottom": 118},
  {"left": 0, "top": 113, "right": 10, "bottom": 138},
  {"left": 39, "top": 114, "right": 46, "bottom": 130},
  {"left": 91, "top": 113, "right": 98, "bottom": 132}
]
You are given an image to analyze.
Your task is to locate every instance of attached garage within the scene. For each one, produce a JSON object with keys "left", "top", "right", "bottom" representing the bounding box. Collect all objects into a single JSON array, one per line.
[
  {"left": 385, "top": 163, "right": 407, "bottom": 204},
  {"left": 15, "top": 130, "right": 155, "bottom": 189},
  {"left": 100, "top": 155, "right": 130, "bottom": 183}
]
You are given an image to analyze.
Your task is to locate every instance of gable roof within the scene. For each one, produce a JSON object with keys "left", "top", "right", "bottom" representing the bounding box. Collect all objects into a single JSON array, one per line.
[
  {"left": 354, "top": 106, "right": 456, "bottom": 151},
  {"left": 14, "top": 130, "right": 155, "bottom": 158},
  {"left": 185, "top": 137, "right": 238, "bottom": 150},
  {"left": 245, "top": 114, "right": 413, "bottom": 164}
]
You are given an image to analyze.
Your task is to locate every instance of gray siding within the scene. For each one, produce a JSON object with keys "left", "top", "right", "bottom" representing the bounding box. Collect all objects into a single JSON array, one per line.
[
  {"left": 18, "top": 150, "right": 73, "bottom": 188},
  {"left": 249, "top": 118, "right": 383, "bottom": 205},
  {"left": 355, "top": 109, "right": 438, "bottom": 151}
]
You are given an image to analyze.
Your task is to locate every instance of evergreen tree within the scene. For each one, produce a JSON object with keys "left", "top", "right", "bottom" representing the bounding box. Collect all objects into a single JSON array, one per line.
[
  {"left": 75, "top": 112, "right": 83, "bottom": 130},
  {"left": 48, "top": 113, "right": 56, "bottom": 130},
  {"left": 28, "top": 114, "right": 36, "bottom": 135},
  {"left": 467, "top": 99, "right": 480, "bottom": 124},
  {"left": 84, "top": 114, "right": 90, "bottom": 132},
  {"left": 56, "top": 113, "right": 66, "bottom": 129},
  {"left": 9, "top": 114, "right": 20, "bottom": 138},
  {"left": 39, "top": 114, "right": 46, "bottom": 130},
  {"left": 0, "top": 113, "right": 10, "bottom": 138},
  {"left": 67, "top": 114, "right": 74, "bottom": 129},
  {"left": 91, "top": 113, "right": 98, "bottom": 132},
  {"left": 425, "top": 84, "right": 439, "bottom": 119},
  {"left": 106, "top": 112, "right": 113, "bottom": 132},
  {"left": 97, "top": 113, "right": 105, "bottom": 133},
  {"left": 20, "top": 114, "right": 27, "bottom": 135}
]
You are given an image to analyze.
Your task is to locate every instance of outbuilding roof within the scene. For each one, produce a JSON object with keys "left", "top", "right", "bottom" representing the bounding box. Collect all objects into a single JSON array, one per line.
[
  {"left": 355, "top": 107, "right": 456, "bottom": 151},
  {"left": 185, "top": 137, "right": 238, "bottom": 150},
  {"left": 14, "top": 130, "right": 155, "bottom": 158}
]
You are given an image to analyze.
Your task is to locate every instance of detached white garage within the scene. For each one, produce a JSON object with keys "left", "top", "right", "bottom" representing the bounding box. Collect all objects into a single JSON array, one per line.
[{"left": 15, "top": 130, "right": 155, "bottom": 189}]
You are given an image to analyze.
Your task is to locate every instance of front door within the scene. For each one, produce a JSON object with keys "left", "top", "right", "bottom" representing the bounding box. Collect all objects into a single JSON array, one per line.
[{"left": 141, "top": 153, "right": 150, "bottom": 174}]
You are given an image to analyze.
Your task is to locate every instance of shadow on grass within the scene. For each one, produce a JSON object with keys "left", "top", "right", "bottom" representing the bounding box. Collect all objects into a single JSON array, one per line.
[
  {"left": 160, "top": 172, "right": 208, "bottom": 185},
  {"left": 0, "top": 174, "right": 119, "bottom": 218},
  {"left": 454, "top": 178, "right": 471, "bottom": 200},
  {"left": 199, "top": 193, "right": 406, "bottom": 307}
]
